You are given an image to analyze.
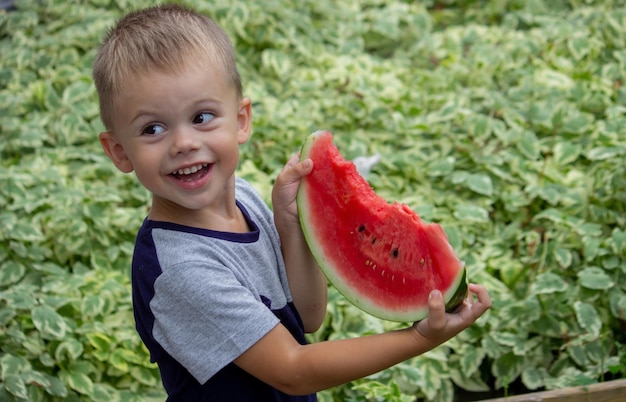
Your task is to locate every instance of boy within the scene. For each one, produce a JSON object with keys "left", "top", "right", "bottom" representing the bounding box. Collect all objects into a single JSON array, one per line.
[{"left": 93, "top": 4, "right": 491, "bottom": 401}]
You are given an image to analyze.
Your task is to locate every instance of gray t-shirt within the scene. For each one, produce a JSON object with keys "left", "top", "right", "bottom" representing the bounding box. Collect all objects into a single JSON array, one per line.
[{"left": 131, "top": 178, "right": 314, "bottom": 401}]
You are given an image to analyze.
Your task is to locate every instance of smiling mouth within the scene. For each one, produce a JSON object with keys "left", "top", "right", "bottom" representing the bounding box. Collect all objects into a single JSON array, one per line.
[{"left": 170, "top": 163, "right": 211, "bottom": 181}]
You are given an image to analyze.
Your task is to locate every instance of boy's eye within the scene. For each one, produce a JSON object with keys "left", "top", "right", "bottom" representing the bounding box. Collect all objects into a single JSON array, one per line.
[
  {"left": 142, "top": 124, "right": 165, "bottom": 136},
  {"left": 193, "top": 112, "right": 215, "bottom": 125}
]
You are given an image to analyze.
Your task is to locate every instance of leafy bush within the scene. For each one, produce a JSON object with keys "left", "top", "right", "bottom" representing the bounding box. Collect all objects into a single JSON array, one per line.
[{"left": 1, "top": 0, "right": 624, "bottom": 401}]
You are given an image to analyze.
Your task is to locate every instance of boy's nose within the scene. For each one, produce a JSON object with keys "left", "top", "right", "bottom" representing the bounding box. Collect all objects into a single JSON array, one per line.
[{"left": 170, "top": 127, "right": 201, "bottom": 156}]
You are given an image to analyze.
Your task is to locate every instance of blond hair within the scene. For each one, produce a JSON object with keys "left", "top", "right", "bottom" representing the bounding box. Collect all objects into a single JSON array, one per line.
[{"left": 93, "top": 4, "right": 242, "bottom": 130}]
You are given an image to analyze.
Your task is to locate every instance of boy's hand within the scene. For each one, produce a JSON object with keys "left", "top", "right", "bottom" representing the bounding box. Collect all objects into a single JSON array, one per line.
[
  {"left": 272, "top": 154, "right": 327, "bottom": 332},
  {"left": 413, "top": 283, "right": 491, "bottom": 344},
  {"left": 272, "top": 153, "right": 313, "bottom": 224}
]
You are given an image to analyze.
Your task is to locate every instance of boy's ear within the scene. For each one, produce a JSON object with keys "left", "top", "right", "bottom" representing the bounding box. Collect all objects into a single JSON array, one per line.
[
  {"left": 237, "top": 97, "right": 252, "bottom": 145},
  {"left": 99, "top": 131, "right": 134, "bottom": 173}
]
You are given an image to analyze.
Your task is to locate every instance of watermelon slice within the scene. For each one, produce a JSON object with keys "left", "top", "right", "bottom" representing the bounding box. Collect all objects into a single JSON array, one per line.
[{"left": 297, "top": 130, "right": 468, "bottom": 322}]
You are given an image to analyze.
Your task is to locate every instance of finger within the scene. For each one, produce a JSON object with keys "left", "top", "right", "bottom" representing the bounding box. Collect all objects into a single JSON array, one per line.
[
  {"left": 468, "top": 284, "right": 491, "bottom": 307},
  {"left": 284, "top": 153, "right": 300, "bottom": 168},
  {"left": 280, "top": 157, "right": 312, "bottom": 181},
  {"left": 299, "top": 158, "right": 313, "bottom": 173},
  {"left": 466, "top": 283, "right": 492, "bottom": 316},
  {"left": 427, "top": 290, "right": 447, "bottom": 330}
]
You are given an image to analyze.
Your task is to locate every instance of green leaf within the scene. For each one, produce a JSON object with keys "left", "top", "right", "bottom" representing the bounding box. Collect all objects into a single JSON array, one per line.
[
  {"left": 261, "top": 49, "right": 292, "bottom": 78},
  {"left": 609, "top": 291, "right": 626, "bottom": 320},
  {"left": 21, "top": 336, "right": 45, "bottom": 357},
  {"left": 499, "top": 260, "right": 525, "bottom": 288},
  {"left": 55, "top": 338, "right": 84, "bottom": 362},
  {"left": 69, "top": 361, "right": 93, "bottom": 375},
  {"left": 586, "top": 146, "right": 625, "bottom": 161},
  {"left": 574, "top": 301, "right": 602, "bottom": 337},
  {"left": 86, "top": 333, "right": 113, "bottom": 353},
  {"left": 31, "top": 305, "right": 68, "bottom": 340},
  {"left": 43, "top": 374, "right": 67, "bottom": 397},
  {"left": 522, "top": 367, "right": 546, "bottom": 390},
  {"left": 567, "top": 344, "right": 590, "bottom": 367},
  {"left": 583, "top": 236, "right": 602, "bottom": 261},
  {"left": 44, "top": 83, "right": 62, "bottom": 110},
  {"left": 470, "top": 114, "right": 491, "bottom": 139},
  {"left": 568, "top": 36, "right": 591, "bottom": 61},
  {"left": 535, "top": 69, "right": 574, "bottom": 90},
  {"left": 553, "top": 141, "right": 581, "bottom": 165},
  {"left": 426, "top": 156, "right": 455, "bottom": 177},
  {"left": 493, "top": 331, "right": 525, "bottom": 348},
  {"left": 441, "top": 224, "right": 461, "bottom": 251},
  {"left": 1, "top": 354, "right": 30, "bottom": 379},
  {"left": 421, "top": 361, "right": 443, "bottom": 400},
  {"left": 577, "top": 267, "right": 614, "bottom": 290},
  {"left": 20, "top": 370, "right": 51, "bottom": 391},
  {"left": 0, "top": 306, "right": 16, "bottom": 327},
  {"left": 612, "top": 228, "right": 626, "bottom": 254},
  {"left": 459, "top": 347, "right": 485, "bottom": 377},
  {"left": 6, "top": 222, "right": 45, "bottom": 242},
  {"left": 513, "top": 336, "right": 542, "bottom": 356},
  {"left": 492, "top": 352, "right": 525, "bottom": 387},
  {"left": 466, "top": 173, "right": 493, "bottom": 196},
  {"left": 576, "top": 223, "right": 603, "bottom": 237},
  {"left": 4, "top": 373, "right": 28, "bottom": 399},
  {"left": 0, "top": 261, "right": 26, "bottom": 287},
  {"left": 533, "top": 313, "right": 568, "bottom": 338},
  {"left": 553, "top": 247, "right": 572, "bottom": 268},
  {"left": 109, "top": 349, "right": 130, "bottom": 372},
  {"left": 517, "top": 130, "right": 540, "bottom": 160},
  {"left": 602, "top": 255, "right": 620, "bottom": 270},
  {"left": 81, "top": 295, "right": 106, "bottom": 318},
  {"left": 91, "top": 383, "right": 117, "bottom": 402},
  {"left": 453, "top": 205, "right": 489, "bottom": 223},
  {"left": 61, "top": 369, "right": 94, "bottom": 396},
  {"left": 2, "top": 287, "right": 36, "bottom": 309},
  {"left": 437, "top": 378, "right": 455, "bottom": 402},
  {"left": 531, "top": 272, "right": 568, "bottom": 294},
  {"left": 130, "top": 366, "right": 159, "bottom": 387},
  {"left": 62, "top": 80, "right": 95, "bottom": 107},
  {"left": 449, "top": 368, "right": 490, "bottom": 392},
  {"left": 585, "top": 340, "right": 610, "bottom": 366}
]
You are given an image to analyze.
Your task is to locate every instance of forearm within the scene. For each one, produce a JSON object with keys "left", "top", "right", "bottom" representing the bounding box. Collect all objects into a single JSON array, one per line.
[
  {"left": 271, "top": 154, "right": 327, "bottom": 331},
  {"left": 266, "top": 325, "right": 440, "bottom": 395},
  {"left": 278, "top": 219, "right": 328, "bottom": 332},
  {"left": 236, "top": 284, "right": 491, "bottom": 395}
]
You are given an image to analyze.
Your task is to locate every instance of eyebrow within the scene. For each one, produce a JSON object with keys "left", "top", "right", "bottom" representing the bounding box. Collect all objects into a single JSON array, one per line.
[
  {"left": 128, "top": 98, "right": 227, "bottom": 125},
  {"left": 128, "top": 108, "right": 160, "bottom": 127}
]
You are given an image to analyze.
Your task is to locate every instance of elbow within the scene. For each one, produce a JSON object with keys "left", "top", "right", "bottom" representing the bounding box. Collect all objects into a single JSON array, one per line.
[
  {"left": 271, "top": 370, "right": 317, "bottom": 396},
  {"left": 264, "top": 346, "right": 320, "bottom": 396},
  {"left": 303, "top": 316, "right": 325, "bottom": 334},
  {"left": 273, "top": 382, "right": 310, "bottom": 396},
  {"left": 302, "top": 303, "right": 327, "bottom": 333}
]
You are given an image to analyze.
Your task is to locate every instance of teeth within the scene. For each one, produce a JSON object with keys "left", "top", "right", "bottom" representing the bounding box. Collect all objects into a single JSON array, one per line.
[{"left": 174, "top": 164, "right": 207, "bottom": 176}]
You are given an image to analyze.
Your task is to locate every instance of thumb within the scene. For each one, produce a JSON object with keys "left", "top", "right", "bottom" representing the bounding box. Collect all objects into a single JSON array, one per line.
[
  {"left": 427, "top": 290, "right": 447, "bottom": 330},
  {"left": 281, "top": 156, "right": 312, "bottom": 182}
]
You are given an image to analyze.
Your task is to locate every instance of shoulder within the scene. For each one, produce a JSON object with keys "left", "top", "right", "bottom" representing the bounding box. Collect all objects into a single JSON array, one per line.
[
  {"left": 235, "top": 177, "right": 272, "bottom": 220},
  {"left": 235, "top": 177, "right": 262, "bottom": 203}
]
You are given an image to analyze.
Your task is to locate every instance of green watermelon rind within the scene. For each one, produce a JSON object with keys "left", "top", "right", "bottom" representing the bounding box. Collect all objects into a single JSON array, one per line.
[
  {"left": 444, "top": 269, "right": 468, "bottom": 313},
  {"left": 297, "top": 130, "right": 468, "bottom": 322}
]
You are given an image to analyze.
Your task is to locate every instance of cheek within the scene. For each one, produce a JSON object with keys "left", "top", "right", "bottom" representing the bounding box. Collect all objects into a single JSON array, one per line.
[
  {"left": 128, "top": 152, "right": 162, "bottom": 186},
  {"left": 212, "top": 131, "right": 241, "bottom": 156}
]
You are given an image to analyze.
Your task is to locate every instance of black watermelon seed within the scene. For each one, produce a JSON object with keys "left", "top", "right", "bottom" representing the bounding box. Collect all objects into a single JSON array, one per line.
[{"left": 392, "top": 248, "right": 399, "bottom": 258}]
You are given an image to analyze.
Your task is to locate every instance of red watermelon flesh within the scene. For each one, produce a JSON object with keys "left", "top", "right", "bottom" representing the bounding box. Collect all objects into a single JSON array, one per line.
[{"left": 297, "top": 130, "right": 467, "bottom": 322}]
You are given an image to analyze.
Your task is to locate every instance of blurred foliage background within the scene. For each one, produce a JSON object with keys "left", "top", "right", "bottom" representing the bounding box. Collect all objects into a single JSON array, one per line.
[{"left": 1, "top": 0, "right": 625, "bottom": 401}]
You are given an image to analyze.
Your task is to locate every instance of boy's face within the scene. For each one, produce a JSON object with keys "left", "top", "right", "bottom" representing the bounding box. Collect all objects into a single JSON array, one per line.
[{"left": 99, "top": 60, "right": 252, "bottom": 221}]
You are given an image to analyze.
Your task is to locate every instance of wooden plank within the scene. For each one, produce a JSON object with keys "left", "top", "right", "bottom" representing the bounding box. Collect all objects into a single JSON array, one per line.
[{"left": 479, "top": 379, "right": 626, "bottom": 402}]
